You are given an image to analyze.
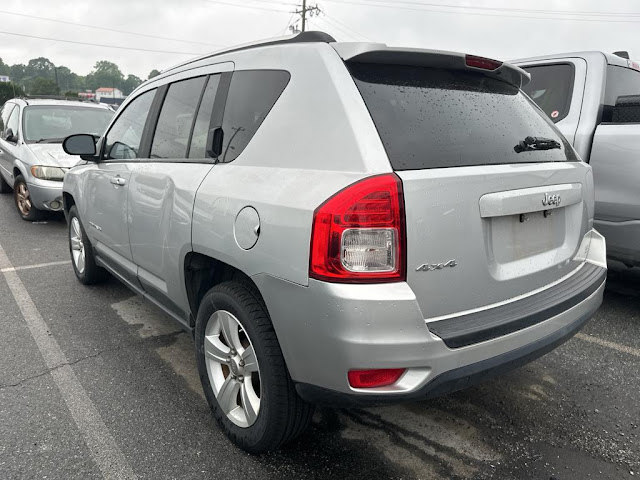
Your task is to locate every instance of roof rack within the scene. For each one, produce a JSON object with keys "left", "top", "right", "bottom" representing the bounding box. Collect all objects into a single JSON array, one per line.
[{"left": 160, "top": 31, "right": 337, "bottom": 77}]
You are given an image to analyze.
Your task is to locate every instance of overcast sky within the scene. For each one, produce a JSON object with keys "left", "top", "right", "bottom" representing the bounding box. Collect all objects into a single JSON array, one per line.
[{"left": 1, "top": 0, "right": 638, "bottom": 80}]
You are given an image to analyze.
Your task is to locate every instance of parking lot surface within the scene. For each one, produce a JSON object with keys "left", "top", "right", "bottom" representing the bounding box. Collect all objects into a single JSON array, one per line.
[{"left": 0, "top": 193, "right": 638, "bottom": 480}]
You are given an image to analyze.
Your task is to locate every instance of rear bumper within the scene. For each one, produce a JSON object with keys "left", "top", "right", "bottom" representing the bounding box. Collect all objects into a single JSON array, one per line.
[
  {"left": 295, "top": 281, "right": 603, "bottom": 406},
  {"left": 594, "top": 218, "right": 640, "bottom": 266},
  {"left": 26, "top": 181, "right": 64, "bottom": 211},
  {"left": 253, "top": 229, "right": 606, "bottom": 405}
]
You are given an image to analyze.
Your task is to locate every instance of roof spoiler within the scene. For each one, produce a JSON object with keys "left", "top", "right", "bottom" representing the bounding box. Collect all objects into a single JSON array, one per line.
[{"left": 333, "top": 43, "right": 531, "bottom": 89}]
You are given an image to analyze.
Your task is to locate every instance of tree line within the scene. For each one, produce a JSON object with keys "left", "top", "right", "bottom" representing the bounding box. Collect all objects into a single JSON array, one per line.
[{"left": 0, "top": 56, "right": 161, "bottom": 104}]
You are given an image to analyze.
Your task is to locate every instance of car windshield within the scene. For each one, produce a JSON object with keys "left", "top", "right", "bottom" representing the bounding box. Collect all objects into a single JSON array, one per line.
[{"left": 23, "top": 105, "right": 113, "bottom": 143}]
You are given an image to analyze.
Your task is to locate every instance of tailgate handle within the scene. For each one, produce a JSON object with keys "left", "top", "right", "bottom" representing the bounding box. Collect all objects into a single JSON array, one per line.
[{"left": 479, "top": 183, "right": 582, "bottom": 218}]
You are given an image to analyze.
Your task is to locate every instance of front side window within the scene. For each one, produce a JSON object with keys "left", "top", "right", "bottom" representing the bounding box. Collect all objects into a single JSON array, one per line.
[
  {"left": 104, "top": 89, "right": 156, "bottom": 160},
  {"left": 150, "top": 76, "right": 207, "bottom": 159},
  {"left": 219, "top": 70, "right": 290, "bottom": 163},
  {"left": 5, "top": 106, "right": 19, "bottom": 141},
  {"left": 521, "top": 63, "right": 575, "bottom": 123},
  {"left": 22, "top": 106, "right": 113, "bottom": 143},
  {"left": 0, "top": 103, "right": 15, "bottom": 133}
]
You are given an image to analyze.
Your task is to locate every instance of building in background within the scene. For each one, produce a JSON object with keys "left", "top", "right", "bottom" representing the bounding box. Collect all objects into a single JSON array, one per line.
[
  {"left": 95, "top": 87, "right": 124, "bottom": 102},
  {"left": 0, "top": 75, "right": 10, "bottom": 83}
]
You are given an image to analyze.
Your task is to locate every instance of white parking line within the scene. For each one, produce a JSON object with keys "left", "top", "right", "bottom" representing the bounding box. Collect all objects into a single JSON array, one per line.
[
  {"left": 0, "top": 259, "right": 71, "bottom": 273},
  {"left": 575, "top": 332, "right": 640, "bottom": 358},
  {"left": 0, "top": 243, "right": 136, "bottom": 480}
]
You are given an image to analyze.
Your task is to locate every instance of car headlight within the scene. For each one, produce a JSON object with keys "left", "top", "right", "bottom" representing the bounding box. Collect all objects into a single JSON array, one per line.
[{"left": 30, "top": 166, "right": 68, "bottom": 181}]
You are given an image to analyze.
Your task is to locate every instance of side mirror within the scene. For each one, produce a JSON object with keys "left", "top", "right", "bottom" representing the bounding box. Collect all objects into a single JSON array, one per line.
[
  {"left": 612, "top": 95, "right": 640, "bottom": 123},
  {"left": 63, "top": 134, "right": 97, "bottom": 156},
  {"left": 4, "top": 128, "right": 17, "bottom": 143}
]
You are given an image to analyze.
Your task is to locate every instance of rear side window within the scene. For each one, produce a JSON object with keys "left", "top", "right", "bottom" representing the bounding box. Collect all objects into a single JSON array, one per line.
[
  {"left": 521, "top": 63, "right": 574, "bottom": 122},
  {"left": 189, "top": 75, "right": 221, "bottom": 159},
  {"left": 349, "top": 63, "right": 571, "bottom": 171},
  {"left": 219, "top": 70, "right": 290, "bottom": 163},
  {"left": 104, "top": 89, "right": 155, "bottom": 160},
  {"left": 602, "top": 65, "right": 640, "bottom": 122},
  {"left": 151, "top": 76, "right": 206, "bottom": 159}
]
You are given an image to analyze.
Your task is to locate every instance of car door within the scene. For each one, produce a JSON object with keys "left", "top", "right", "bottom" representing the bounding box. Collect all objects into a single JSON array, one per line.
[
  {"left": 127, "top": 69, "right": 229, "bottom": 323},
  {"left": 0, "top": 104, "right": 19, "bottom": 184},
  {"left": 84, "top": 88, "right": 156, "bottom": 285}
]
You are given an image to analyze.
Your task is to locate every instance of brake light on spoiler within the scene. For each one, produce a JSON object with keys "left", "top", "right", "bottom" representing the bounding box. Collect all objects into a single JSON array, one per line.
[{"left": 465, "top": 54, "right": 503, "bottom": 71}]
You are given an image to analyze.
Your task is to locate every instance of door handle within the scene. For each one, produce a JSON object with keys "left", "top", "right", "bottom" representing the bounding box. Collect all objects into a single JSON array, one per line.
[{"left": 110, "top": 176, "right": 126, "bottom": 186}]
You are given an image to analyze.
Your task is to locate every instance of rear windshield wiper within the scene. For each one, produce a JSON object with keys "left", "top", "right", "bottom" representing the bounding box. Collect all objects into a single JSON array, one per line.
[{"left": 514, "top": 136, "right": 561, "bottom": 153}]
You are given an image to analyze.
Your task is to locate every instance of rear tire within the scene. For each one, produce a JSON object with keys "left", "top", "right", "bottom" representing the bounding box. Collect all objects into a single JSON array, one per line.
[
  {"left": 68, "top": 205, "right": 108, "bottom": 285},
  {"left": 0, "top": 173, "right": 11, "bottom": 194},
  {"left": 195, "top": 281, "right": 314, "bottom": 453},
  {"left": 13, "top": 175, "right": 44, "bottom": 221}
]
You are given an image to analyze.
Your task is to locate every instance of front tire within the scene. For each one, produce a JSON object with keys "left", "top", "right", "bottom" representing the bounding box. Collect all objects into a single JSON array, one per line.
[
  {"left": 14, "top": 175, "right": 44, "bottom": 221},
  {"left": 195, "top": 281, "right": 314, "bottom": 453},
  {"left": 68, "top": 205, "right": 107, "bottom": 285}
]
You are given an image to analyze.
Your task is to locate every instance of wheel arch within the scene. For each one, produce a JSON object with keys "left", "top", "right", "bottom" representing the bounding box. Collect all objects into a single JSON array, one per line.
[{"left": 184, "top": 253, "right": 268, "bottom": 328}]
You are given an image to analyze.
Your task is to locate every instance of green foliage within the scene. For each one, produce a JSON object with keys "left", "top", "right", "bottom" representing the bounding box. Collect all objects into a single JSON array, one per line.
[
  {"left": 64, "top": 90, "right": 79, "bottom": 98},
  {"left": 148, "top": 69, "right": 161, "bottom": 80},
  {"left": 85, "top": 60, "right": 124, "bottom": 91},
  {"left": 30, "top": 77, "right": 60, "bottom": 95},
  {"left": 123, "top": 74, "right": 143, "bottom": 95},
  {"left": 0, "top": 57, "right": 154, "bottom": 98},
  {"left": 0, "top": 82, "right": 25, "bottom": 105}
]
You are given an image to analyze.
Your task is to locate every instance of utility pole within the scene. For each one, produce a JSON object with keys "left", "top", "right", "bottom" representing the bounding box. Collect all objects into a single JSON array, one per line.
[{"left": 294, "top": 0, "right": 320, "bottom": 32}]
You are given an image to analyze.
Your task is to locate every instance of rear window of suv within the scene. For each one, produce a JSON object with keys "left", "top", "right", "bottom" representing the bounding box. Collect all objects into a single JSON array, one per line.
[
  {"left": 349, "top": 63, "right": 571, "bottom": 170},
  {"left": 521, "top": 63, "right": 574, "bottom": 123}
]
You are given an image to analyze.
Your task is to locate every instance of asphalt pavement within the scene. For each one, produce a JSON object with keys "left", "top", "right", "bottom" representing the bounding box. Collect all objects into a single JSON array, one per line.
[{"left": 0, "top": 192, "right": 638, "bottom": 480}]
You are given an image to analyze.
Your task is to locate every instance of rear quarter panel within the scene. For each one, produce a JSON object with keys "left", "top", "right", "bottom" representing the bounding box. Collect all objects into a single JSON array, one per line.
[{"left": 192, "top": 43, "right": 392, "bottom": 286}]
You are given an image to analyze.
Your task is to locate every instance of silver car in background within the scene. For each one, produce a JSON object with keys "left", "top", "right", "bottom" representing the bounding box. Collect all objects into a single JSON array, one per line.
[
  {"left": 513, "top": 52, "right": 640, "bottom": 268},
  {"left": 0, "top": 98, "right": 113, "bottom": 220},
  {"left": 61, "top": 32, "right": 607, "bottom": 453}
]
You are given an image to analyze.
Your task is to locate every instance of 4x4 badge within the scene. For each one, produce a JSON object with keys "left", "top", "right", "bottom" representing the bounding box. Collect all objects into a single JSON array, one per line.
[{"left": 416, "top": 260, "right": 457, "bottom": 272}]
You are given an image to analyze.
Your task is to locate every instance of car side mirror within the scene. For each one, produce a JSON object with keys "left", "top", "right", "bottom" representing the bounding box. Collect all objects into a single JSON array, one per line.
[
  {"left": 612, "top": 95, "right": 640, "bottom": 123},
  {"left": 63, "top": 134, "right": 97, "bottom": 158},
  {"left": 4, "top": 128, "right": 17, "bottom": 143}
]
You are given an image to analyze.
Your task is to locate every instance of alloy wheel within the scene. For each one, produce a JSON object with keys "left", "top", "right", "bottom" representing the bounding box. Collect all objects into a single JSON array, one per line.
[
  {"left": 70, "top": 217, "right": 86, "bottom": 274},
  {"left": 16, "top": 183, "right": 32, "bottom": 216},
  {"left": 204, "top": 310, "right": 261, "bottom": 428}
]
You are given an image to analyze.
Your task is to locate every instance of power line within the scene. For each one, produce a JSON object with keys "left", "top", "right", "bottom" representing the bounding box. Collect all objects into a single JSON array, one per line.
[
  {"left": 320, "top": 0, "right": 640, "bottom": 24},
  {"left": 0, "top": 30, "right": 204, "bottom": 55},
  {"left": 202, "top": 0, "right": 290, "bottom": 13},
  {"left": 321, "top": 10, "right": 372, "bottom": 41},
  {"left": 293, "top": 0, "right": 322, "bottom": 32},
  {"left": 0, "top": 9, "right": 224, "bottom": 47},
  {"left": 361, "top": 0, "right": 640, "bottom": 18}
]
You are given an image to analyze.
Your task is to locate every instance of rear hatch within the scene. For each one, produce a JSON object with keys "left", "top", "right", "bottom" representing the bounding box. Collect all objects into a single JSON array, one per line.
[{"left": 347, "top": 54, "right": 591, "bottom": 320}]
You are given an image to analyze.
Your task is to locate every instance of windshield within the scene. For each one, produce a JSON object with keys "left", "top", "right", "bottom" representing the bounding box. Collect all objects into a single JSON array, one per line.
[
  {"left": 23, "top": 106, "right": 113, "bottom": 143},
  {"left": 349, "top": 63, "right": 574, "bottom": 170}
]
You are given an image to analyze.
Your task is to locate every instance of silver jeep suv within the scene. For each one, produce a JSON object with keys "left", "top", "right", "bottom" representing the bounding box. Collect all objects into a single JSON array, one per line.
[{"left": 61, "top": 32, "right": 607, "bottom": 453}]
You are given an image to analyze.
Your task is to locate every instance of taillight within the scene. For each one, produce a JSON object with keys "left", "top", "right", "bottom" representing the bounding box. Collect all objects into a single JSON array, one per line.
[
  {"left": 309, "top": 173, "right": 406, "bottom": 283},
  {"left": 348, "top": 368, "right": 406, "bottom": 388},
  {"left": 465, "top": 54, "right": 503, "bottom": 71}
]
